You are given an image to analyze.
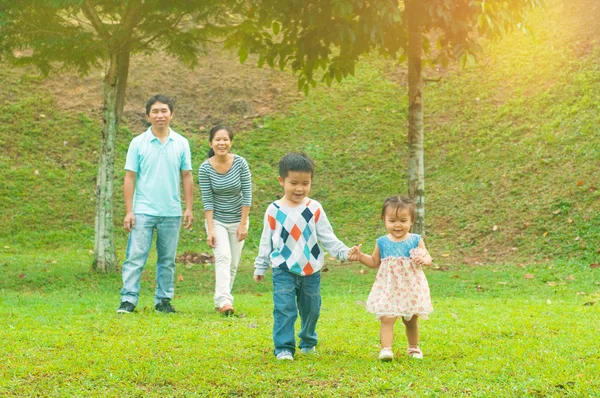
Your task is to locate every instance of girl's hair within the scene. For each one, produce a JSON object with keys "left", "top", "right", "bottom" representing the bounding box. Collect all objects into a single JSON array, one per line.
[
  {"left": 381, "top": 195, "right": 416, "bottom": 222},
  {"left": 207, "top": 125, "right": 233, "bottom": 157}
]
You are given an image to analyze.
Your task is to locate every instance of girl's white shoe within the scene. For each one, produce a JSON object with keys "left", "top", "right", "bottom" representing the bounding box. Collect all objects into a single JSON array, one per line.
[
  {"left": 378, "top": 347, "right": 394, "bottom": 361},
  {"left": 407, "top": 347, "right": 423, "bottom": 358}
]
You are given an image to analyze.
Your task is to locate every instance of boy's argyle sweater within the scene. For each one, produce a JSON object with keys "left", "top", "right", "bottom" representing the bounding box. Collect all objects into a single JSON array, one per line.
[{"left": 254, "top": 198, "right": 349, "bottom": 276}]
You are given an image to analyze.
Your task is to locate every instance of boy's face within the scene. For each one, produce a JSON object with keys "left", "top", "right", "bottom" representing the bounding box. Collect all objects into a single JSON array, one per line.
[
  {"left": 146, "top": 101, "right": 173, "bottom": 130},
  {"left": 278, "top": 171, "right": 312, "bottom": 205}
]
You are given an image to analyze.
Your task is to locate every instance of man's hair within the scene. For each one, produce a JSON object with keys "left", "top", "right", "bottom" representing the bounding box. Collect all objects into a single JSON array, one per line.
[
  {"left": 145, "top": 94, "right": 174, "bottom": 115},
  {"left": 279, "top": 152, "right": 315, "bottom": 178}
]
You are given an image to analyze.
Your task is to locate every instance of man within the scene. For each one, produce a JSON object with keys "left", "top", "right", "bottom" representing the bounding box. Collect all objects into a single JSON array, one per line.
[{"left": 117, "top": 94, "right": 194, "bottom": 314}]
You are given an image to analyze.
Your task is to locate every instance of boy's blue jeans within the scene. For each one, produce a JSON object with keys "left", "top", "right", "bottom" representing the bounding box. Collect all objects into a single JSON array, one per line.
[
  {"left": 272, "top": 267, "right": 322, "bottom": 356},
  {"left": 120, "top": 214, "right": 181, "bottom": 306}
]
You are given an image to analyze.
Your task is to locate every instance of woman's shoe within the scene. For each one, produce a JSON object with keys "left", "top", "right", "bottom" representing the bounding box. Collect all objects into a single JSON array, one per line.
[{"left": 220, "top": 304, "right": 234, "bottom": 316}]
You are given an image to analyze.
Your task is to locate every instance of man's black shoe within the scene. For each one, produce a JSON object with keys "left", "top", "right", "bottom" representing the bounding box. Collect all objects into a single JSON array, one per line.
[
  {"left": 117, "top": 301, "right": 135, "bottom": 314},
  {"left": 155, "top": 298, "right": 176, "bottom": 313}
]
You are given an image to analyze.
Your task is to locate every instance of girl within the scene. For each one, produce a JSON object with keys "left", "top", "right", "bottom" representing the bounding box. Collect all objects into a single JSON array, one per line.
[
  {"left": 349, "top": 195, "right": 433, "bottom": 360},
  {"left": 198, "top": 125, "right": 252, "bottom": 316}
]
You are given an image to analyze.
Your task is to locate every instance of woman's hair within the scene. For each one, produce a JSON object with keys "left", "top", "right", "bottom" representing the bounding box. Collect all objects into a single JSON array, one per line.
[
  {"left": 207, "top": 125, "right": 234, "bottom": 158},
  {"left": 381, "top": 195, "right": 416, "bottom": 222}
]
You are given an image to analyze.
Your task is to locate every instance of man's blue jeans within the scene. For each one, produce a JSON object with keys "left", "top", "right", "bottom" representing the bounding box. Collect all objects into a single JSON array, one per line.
[
  {"left": 120, "top": 214, "right": 181, "bottom": 306},
  {"left": 272, "top": 267, "right": 322, "bottom": 356}
]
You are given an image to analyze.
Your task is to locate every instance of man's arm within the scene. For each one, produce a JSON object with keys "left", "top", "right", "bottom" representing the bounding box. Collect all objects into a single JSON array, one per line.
[
  {"left": 181, "top": 170, "right": 194, "bottom": 229},
  {"left": 123, "top": 171, "right": 136, "bottom": 232}
]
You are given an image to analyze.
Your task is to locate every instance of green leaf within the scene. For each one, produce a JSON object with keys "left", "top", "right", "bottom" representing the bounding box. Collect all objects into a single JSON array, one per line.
[
  {"left": 272, "top": 21, "right": 280, "bottom": 36},
  {"left": 238, "top": 46, "right": 248, "bottom": 63}
]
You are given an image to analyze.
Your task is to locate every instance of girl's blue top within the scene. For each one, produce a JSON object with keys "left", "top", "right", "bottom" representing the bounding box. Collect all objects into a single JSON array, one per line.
[{"left": 376, "top": 234, "right": 421, "bottom": 260}]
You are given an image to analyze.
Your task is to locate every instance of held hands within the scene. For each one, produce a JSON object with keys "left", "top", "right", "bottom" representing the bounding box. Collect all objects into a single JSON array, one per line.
[
  {"left": 253, "top": 274, "right": 264, "bottom": 283},
  {"left": 348, "top": 244, "right": 363, "bottom": 262}
]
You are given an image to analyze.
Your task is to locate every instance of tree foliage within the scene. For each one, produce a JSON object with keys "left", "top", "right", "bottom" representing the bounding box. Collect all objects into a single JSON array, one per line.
[
  {"left": 0, "top": 0, "right": 241, "bottom": 272},
  {"left": 227, "top": 0, "right": 543, "bottom": 93}
]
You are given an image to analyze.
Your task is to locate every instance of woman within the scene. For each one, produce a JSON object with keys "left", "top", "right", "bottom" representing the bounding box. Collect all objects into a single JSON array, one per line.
[{"left": 198, "top": 125, "right": 252, "bottom": 316}]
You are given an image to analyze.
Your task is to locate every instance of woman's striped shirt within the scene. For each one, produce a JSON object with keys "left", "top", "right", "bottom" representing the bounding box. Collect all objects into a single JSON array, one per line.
[{"left": 198, "top": 155, "right": 252, "bottom": 224}]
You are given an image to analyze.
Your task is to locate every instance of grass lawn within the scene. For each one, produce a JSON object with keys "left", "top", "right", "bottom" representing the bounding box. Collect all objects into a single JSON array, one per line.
[
  {"left": 1, "top": 250, "right": 599, "bottom": 396},
  {"left": 2, "top": 0, "right": 600, "bottom": 396}
]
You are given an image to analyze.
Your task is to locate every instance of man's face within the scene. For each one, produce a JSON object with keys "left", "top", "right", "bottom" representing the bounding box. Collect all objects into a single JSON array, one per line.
[{"left": 146, "top": 101, "right": 173, "bottom": 130}]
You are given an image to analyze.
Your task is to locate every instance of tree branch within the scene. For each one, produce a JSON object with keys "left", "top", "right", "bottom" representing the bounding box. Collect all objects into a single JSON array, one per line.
[{"left": 81, "top": 0, "right": 111, "bottom": 40}]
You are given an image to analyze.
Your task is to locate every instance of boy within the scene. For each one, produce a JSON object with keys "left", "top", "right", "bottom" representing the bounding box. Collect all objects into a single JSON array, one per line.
[{"left": 254, "top": 152, "right": 351, "bottom": 360}]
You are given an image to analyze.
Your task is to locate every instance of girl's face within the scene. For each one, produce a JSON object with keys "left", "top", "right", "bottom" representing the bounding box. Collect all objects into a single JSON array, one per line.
[
  {"left": 383, "top": 207, "right": 413, "bottom": 241},
  {"left": 209, "top": 129, "right": 232, "bottom": 156}
]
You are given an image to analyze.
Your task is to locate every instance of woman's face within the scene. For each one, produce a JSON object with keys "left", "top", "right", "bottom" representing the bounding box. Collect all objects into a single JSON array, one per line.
[{"left": 210, "top": 129, "right": 232, "bottom": 156}]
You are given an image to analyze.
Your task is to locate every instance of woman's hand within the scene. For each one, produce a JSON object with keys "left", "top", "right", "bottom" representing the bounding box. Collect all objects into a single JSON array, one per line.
[
  {"left": 206, "top": 231, "right": 216, "bottom": 248},
  {"left": 236, "top": 224, "right": 248, "bottom": 242}
]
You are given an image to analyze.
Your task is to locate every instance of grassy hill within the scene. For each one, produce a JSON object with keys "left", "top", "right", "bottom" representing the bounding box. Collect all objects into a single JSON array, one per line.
[{"left": 1, "top": 0, "right": 600, "bottom": 267}]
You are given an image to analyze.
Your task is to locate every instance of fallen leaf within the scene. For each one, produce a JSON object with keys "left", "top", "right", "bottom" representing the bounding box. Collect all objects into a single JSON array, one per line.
[
  {"left": 546, "top": 281, "right": 558, "bottom": 287},
  {"left": 576, "top": 180, "right": 584, "bottom": 186},
  {"left": 177, "top": 274, "right": 184, "bottom": 282},
  {"left": 568, "top": 219, "right": 574, "bottom": 224},
  {"left": 565, "top": 274, "right": 576, "bottom": 281},
  {"left": 34, "top": 170, "right": 39, "bottom": 175},
  {"left": 552, "top": 209, "right": 561, "bottom": 215},
  {"left": 4, "top": 246, "right": 9, "bottom": 249},
  {"left": 543, "top": 231, "right": 549, "bottom": 237},
  {"left": 523, "top": 222, "right": 530, "bottom": 228},
  {"left": 590, "top": 186, "right": 597, "bottom": 192},
  {"left": 492, "top": 225, "right": 498, "bottom": 231},
  {"left": 583, "top": 302, "right": 595, "bottom": 306},
  {"left": 547, "top": 299, "right": 552, "bottom": 304},
  {"left": 248, "top": 323, "right": 258, "bottom": 328},
  {"left": 18, "top": 274, "right": 26, "bottom": 279},
  {"left": 517, "top": 263, "right": 526, "bottom": 268},
  {"left": 574, "top": 236, "right": 580, "bottom": 241},
  {"left": 88, "top": 249, "right": 94, "bottom": 255},
  {"left": 359, "top": 269, "right": 367, "bottom": 274},
  {"left": 590, "top": 263, "right": 600, "bottom": 269},
  {"left": 451, "top": 313, "right": 459, "bottom": 319},
  {"left": 441, "top": 253, "right": 450, "bottom": 257},
  {"left": 576, "top": 292, "right": 586, "bottom": 296},
  {"left": 524, "top": 273, "right": 535, "bottom": 279},
  {"left": 39, "top": 114, "right": 46, "bottom": 118},
  {"left": 498, "top": 282, "right": 507, "bottom": 285}
]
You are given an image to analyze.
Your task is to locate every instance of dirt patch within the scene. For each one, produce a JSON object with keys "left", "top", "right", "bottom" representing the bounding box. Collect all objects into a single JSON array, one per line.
[{"left": 40, "top": 47, "right": 304, "bottom": 133}]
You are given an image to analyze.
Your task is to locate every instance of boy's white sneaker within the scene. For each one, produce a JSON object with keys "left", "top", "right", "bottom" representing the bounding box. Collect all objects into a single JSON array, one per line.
[
  {"left": 378, "top": 347, "right": 394, "bottom": 361},
  {"left": 300, "top": 347, "right": 316, "bottom": 354},
  {"left": 407, "top": 347, "right": 424, "bottom": 358},
  {"left": 276, "top": 350, "right": 294, "bottom": 361}
]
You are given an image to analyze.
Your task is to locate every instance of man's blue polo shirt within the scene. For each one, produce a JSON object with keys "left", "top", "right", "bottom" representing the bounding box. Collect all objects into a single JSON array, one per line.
[{"left": 124, "top": 127, "right": 192, "bottom": 217}]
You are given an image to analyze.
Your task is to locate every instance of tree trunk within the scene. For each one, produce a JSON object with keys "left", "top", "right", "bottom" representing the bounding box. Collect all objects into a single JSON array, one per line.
[
  {"left": 406, "top": 0, "right": 425, "bottom": 235},
  {"left": 92, "top": 46, "right": 131, "bottom": 272}
]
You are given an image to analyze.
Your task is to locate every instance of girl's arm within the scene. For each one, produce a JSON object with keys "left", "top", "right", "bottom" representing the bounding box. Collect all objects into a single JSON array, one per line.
[
  {"left": 413, "top": 239, "right": 433, "bottom": 266},
  {"left": 358, "top": 244, "right": 381, "bottom": 268}
]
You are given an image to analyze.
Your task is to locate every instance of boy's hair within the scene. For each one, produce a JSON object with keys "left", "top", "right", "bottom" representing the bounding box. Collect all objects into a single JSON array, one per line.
[
  {"left": 381, "top": 195, "right": 416, "bottom": 222},
  {"left": 207, "top": 125, "right": 234, "bottom": 158},
  {"left": 279, "top": 152, "right": 315, "bottom": 178},
  {"left": 145, "top": 94, "right": 174, "bottom": 115}
]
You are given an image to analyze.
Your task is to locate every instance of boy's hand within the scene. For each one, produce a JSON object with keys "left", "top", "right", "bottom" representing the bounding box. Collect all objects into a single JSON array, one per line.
[
  {"left": 253, "top": 275, "right": 264, "bottom": 283},
  {"left": 348, "top": 244, "right": 362, "bottom": 262}
]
